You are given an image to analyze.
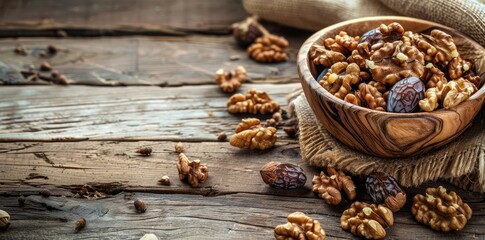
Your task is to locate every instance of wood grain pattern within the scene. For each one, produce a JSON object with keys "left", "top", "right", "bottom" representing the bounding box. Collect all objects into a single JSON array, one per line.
[
  {"left": 298, "top": 16, "right": 485, "bottom": 158},
  {"left": 0, "top": 142, "right": 483, "bottom": 239},
  {"left": 0, "top": 83, "right": 299, "bottom": 141},
  {"left": 0, "top": 141, "right": 312, "bottom": 197},
  {"left": 0, "top": 36, "right": 301, "bottom": 86},
  {"left": 0, "top": 192, "right": 482, "bottom": 240},
  {"left": 0, "top": 0, "right": 248, "bottom": 36}
]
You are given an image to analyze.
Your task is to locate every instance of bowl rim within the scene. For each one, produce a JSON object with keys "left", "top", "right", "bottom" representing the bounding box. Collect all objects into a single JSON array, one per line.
[{"left": 297, "top": 16, "right": 485, "bottom": 116}]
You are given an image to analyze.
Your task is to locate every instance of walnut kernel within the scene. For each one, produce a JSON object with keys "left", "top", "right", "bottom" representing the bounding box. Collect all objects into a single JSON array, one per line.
[
  {"left": 215, "top": 66, "right": 247, "bottom": 93},
  {"left": 247, "top": 34, "right": 288, "bottom": 63},
  {"left": 310, "top": 43, "right": 346, "bottom": 67},
  {"left": 411, "top": 186, "right": 472, "bottom": 232},
  {"left": 230, "top": 118, "right": 276, "bottom": 150},
  {"left": 312, "top": 167, "right": 356, "bottom": 205},
  {"left": 177, "top": 153, "right": 208, "bottom": 187},
  {"left": 275, "top": 212, "right": 326, "bottom": 240},
  {"left": 227, "top": 89, "right": 280, "bottom": 114},
  {"left": 441, "top": 78, "right": 477, "bottom": 109},
  {"left": 341, "top": 202, "right": 394, "bottom": 239}
]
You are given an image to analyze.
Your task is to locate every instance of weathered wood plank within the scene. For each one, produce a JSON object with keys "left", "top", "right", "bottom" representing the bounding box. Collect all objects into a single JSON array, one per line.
[
  {"left": 0, "top": 36, "right": 301, "bottom": 86},
  {"left": 0, "top": 141, "right": 313, "bottom": 197},
  {"left": 0, "top": 192, "right": 483, "bottom": 240},
  {"left": 0, "top": 0, "right": 248, "bottom": 36},
  {"left": 0, "top": 83, "right": 300, "bottom": 141}
]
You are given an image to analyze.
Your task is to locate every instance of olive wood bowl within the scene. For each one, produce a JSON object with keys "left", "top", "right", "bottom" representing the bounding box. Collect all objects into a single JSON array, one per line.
[{"left": 298, "top": 16, "right": 485, "bottom": 158}]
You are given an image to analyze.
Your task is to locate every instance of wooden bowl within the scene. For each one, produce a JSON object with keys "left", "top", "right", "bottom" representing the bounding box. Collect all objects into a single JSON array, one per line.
[{"left": 298, "top": 16, "right": 485, "bottom": 158}]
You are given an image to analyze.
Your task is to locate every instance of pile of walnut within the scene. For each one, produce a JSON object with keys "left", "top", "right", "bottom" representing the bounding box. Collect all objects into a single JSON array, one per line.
[
  {"left": 274, "top": 212, "right": 326, "bottom": 240},
  {"left": 310, "top": 22, "right": 481, "bottom": 112},
  {"left": 232, "top": 16, "right": 289, "bottom": 63}
]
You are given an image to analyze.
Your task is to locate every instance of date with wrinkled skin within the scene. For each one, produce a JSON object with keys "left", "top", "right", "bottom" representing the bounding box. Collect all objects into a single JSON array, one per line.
[
  {"left": 260, "top": 162, "right": 307, "bottom": 189},
  {"left": 387, "top": 77, "right": 425, "bottom": 112}
]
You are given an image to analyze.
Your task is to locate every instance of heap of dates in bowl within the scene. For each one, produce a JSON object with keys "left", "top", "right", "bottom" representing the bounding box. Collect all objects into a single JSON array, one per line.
[{"left": 297, "top": 16, "right": 485, "bottom": 158}]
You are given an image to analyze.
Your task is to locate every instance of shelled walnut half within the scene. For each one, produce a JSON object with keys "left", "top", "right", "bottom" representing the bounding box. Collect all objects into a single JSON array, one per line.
[
  {"left": 177, "top": 153, "right": 208, "bottom": 187},
  {"left": 230, "top": 118, "right": 276, "bottom": 150},
  {"left": 411, "top": 186, "right": 472, "bottom": 232},
  {"left": 341, "top": 202, "right": 394, "bottom": 239},
  {"left": 247, "top": 34, "right": 289, "bottom": 63},
  {"left": 227, "top": 88, "right": 280, "bottom": 114},
  {"left": 215, "top": 66, "right": 247, "bottom": 93},
  {"left": 312, "top": 167, "right": 356, "bottom": 205},
  {"left": 275, "top": 212, "right": 326, "bottom": 240}
]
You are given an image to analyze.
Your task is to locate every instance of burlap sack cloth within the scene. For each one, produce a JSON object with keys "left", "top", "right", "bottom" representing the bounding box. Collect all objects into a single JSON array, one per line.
[{"left": 244, "top": 0, "right": 485, "bottom": 192}]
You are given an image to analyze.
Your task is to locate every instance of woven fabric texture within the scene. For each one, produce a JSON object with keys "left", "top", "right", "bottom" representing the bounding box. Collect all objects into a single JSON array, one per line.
[{"left": 288, "top": 93, "right": 485, "bottom": 192}]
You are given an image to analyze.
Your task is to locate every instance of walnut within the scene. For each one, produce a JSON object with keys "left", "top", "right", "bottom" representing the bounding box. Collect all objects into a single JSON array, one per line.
[
  {"left": 324, "top": 31, "right": 360, "bottom": 56},
  {"left": 378, "top": 22, "right": 404, "bottom": 39},
  {"left": 274, "top": 212, "right": 326, "bottom": 240},
  {"left": 310, "top": 43, "right": 346, "bottom": 67},
  {"left": 411, "top": 186, "right": 472, "bottom": 232},
  {"left": 368, "top": 81, "right": 387, "bottom": 93},
  {"left": 227, "top": 89, "right": 280, "bottom": 114},
  {"left": 177, "top": 153, "right": 208, "bottom": 187},
  {"left": 347, "top": 50, "right": 366, "bottom": 69},
  {"left": 413, "top": 30, "right": 458, "bottom": 65},
  {"left": 358, "top": 83, "right": 387, "bottom": 111},
  {"left": 341, "top": 202, "right": 394, "bottom": 239},
  {"left": 464, "top": 72, "right": 481, "bottom": 88},
  {"left": 344, "top": 91, "right": 362, "bottom": 106},
  {"left": 319, "top": 62, "right": 361, "bottom": 99},
  {"left": 230, "top": 118, "right": 277, "bottom": 150},
  {"left": 423, "top": 63, "right": 447, "bottom": 88},
  {"left": 441, "top": 78, "right": 477, "bottom": 109},
  {"left": 215, "top": 66, "right": 247, "bottom": 93},
  {"left": 312, "top": 167, "right": 356, "bottom": 205},
  {"left": 448, "top": 56, "right": 472, "bottom": 80},
  {"left": 419, "top": 82, "right": 444, "bottom": 112},
  {"left": 247, "top": 34, "right": 288, "bottom": 63},
  {"left": 367, "top": 41, "right": 425, "bottom": 85}
]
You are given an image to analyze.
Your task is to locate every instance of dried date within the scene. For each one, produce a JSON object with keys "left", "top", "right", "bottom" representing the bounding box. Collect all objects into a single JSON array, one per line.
[
  {"left": 387, "top": 77, "right": 425, "bottom": 113},
  {"left": 365, "top": 172, "right": 406, "bottom": 212},
  {"left": 260, "top": 162, "right": 307, "bottom": 189}
]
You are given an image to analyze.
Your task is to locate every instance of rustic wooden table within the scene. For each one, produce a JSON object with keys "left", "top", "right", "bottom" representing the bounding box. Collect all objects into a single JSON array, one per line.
[{"left": 0, "top": 1, "right": 483, "bottom": 239}]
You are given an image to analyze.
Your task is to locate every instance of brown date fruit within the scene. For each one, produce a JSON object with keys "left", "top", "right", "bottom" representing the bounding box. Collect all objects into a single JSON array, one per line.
[
  {"left": 315, "top": 68, "right": 330, "bottom": 82},
  {"left": 359, "top": 28, "right": 382, "bottom": 45},
  {"left": 260, "top": 162, "right": 307, "bottom": 189},
  {"left": 366, "top": 172, "right": 406, "bottom": 212},
  {"left": 387, "top": 77, "right": 425, "bottom": 113}
]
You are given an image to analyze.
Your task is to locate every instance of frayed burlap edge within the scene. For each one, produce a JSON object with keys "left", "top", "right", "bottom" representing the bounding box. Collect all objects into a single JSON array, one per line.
[{"left": 288, "top": 92, "right": 485, "bottom": 193}]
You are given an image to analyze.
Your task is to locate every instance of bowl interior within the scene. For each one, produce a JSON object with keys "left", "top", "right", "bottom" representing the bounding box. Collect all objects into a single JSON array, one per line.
[{"left": 305, "top": 17, "right": 485, "bottom": 108}]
